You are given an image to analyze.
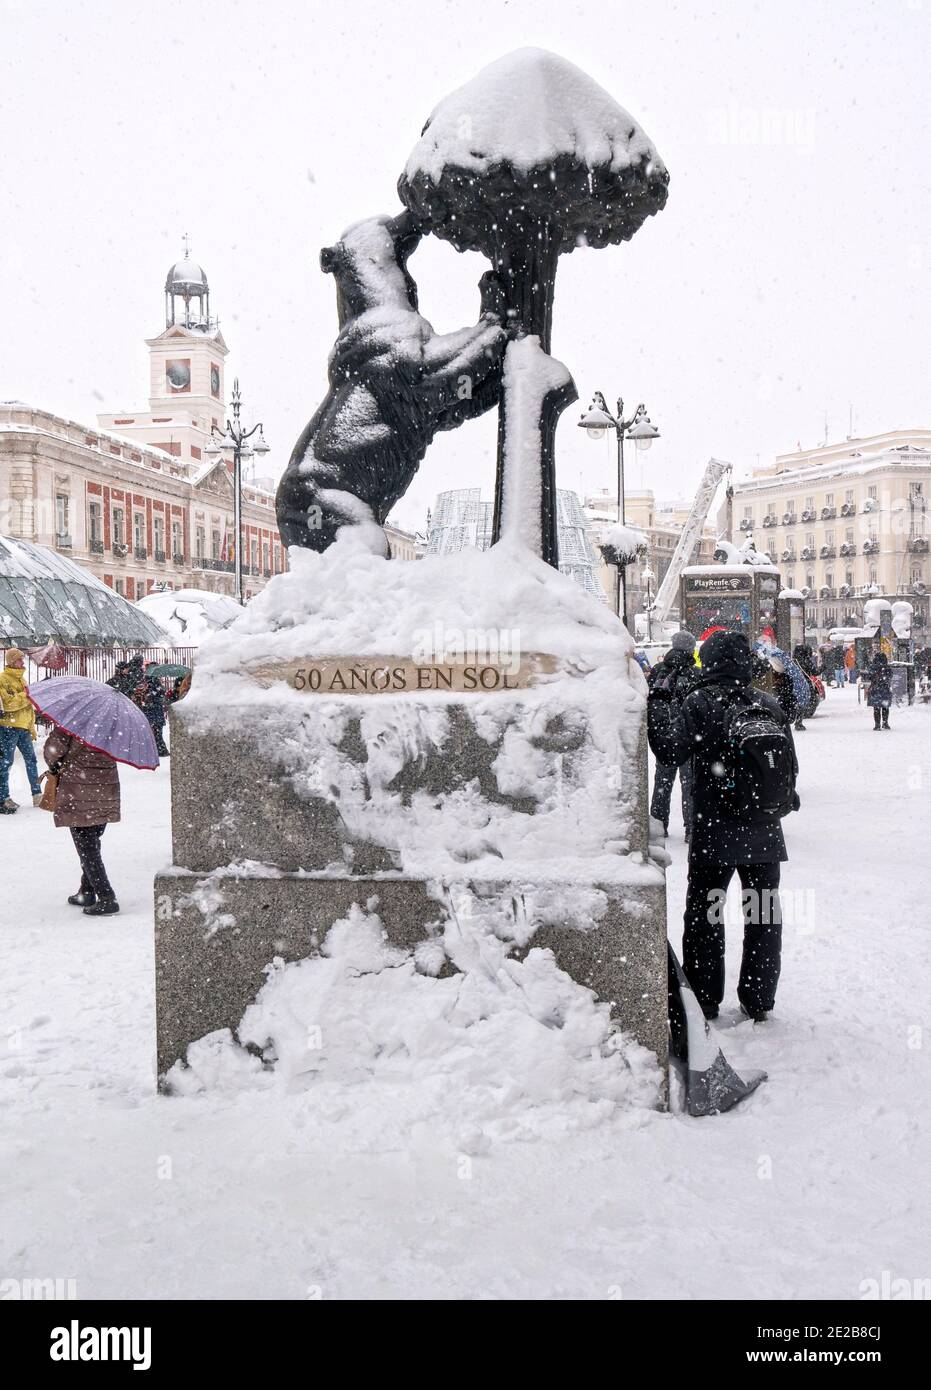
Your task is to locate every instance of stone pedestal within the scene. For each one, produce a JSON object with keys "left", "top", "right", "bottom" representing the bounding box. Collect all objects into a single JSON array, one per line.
[{"left": 155, "top": 679, "right": 668, "bottom": 1086}]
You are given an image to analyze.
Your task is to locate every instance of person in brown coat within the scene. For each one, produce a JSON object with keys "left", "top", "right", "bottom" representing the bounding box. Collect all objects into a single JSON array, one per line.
[{"left": 44, "top": 728, "right": 121, "bottom": 916}]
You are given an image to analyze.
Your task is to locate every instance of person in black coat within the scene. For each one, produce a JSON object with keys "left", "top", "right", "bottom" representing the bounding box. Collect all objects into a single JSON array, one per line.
[
  {"left": 865, "top": 650, "right": 893, "bottom": 729},
  {"left": 648, "top": 630, "right": 800, "bottom": 1021},
  {"left": 648, "top": 630, "right": 698, "bottom": 837}
]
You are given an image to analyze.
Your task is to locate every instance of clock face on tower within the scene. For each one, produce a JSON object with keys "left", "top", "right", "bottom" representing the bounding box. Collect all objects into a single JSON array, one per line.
[
  {"left": 166, "top": 359, "right": 191, "bottom": 392},
  {"left": 211, "top": 364, "right": 220, "bottom": 398}
]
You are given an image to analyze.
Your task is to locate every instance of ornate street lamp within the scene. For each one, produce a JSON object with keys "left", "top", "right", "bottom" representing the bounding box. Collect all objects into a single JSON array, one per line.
[
  {"left": 203, "top": 377, "right": 270, "bottom": 604},
  {"left": 578, "top": 393, "right": 660, "bottom": 627}
]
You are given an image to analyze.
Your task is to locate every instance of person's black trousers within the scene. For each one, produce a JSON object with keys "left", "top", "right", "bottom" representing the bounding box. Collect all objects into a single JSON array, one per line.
[
  {"left": 872, "top": 706, "right": 890, "bottom": 728},
  {"left": 70, "top": 824, "right": 115, "bottom": 902},
  {"left": 683, "top": 860, "right": 782, "bottom": 1014},
  {"left": 651, "top": 761, "right": 694, "bottom": 834}
]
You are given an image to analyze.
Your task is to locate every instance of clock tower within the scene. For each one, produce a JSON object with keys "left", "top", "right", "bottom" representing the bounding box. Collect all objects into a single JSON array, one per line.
[{"left": 97, "top": 239, "right": 230, "bottom": 462}]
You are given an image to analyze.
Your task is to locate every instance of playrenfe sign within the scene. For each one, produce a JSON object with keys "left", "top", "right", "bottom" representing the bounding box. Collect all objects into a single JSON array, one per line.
[{"left": 246, "top": 654, "right": 560, "bottom": 694}]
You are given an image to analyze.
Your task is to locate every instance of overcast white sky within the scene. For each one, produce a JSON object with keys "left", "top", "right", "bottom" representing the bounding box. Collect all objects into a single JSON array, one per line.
[{"left": 2, "top": 0, "right": 929, "bottom": 531}]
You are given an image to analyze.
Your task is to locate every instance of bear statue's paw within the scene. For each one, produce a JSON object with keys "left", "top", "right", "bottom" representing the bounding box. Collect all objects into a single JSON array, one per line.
[{"left": 318, "top": 488, "right": 390, "bottom": 558}]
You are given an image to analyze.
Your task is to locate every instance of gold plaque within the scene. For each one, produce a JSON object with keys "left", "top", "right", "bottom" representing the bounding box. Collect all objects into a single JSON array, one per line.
[{"left": 244, "top": 653, "right": 561, "bottom": 694}]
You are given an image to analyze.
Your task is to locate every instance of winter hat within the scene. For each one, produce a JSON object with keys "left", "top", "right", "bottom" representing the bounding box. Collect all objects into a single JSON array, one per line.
[
  {"left": 4, "top": 647, "right": 24, "bottom": 667},
  {"left": 699, "top": 630, "right": 753, "bottom": 685},
  {"left": 671, "top": 630, "right": 696, "bottom": 651}
]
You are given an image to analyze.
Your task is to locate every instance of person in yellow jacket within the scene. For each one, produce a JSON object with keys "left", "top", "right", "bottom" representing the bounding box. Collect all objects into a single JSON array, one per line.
[{"left": 0, "top": 648, "right": 43, "bottom": 812}]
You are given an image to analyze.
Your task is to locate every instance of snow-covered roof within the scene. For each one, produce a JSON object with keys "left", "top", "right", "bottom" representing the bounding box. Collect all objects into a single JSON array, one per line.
[
  {"left": 0, "top": 534, "right": 170, "bottom": 648},
  {"left": 735, "top": 448, "right": 931, "bottom": 492},
  {"left": 134, "top": 588, "right": 241, "bottom": 647}
]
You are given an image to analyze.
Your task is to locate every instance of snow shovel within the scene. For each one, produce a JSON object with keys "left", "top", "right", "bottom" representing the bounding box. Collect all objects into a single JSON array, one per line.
[{"left": 667, "top": 943, "right": 766, "bottom": 1117}]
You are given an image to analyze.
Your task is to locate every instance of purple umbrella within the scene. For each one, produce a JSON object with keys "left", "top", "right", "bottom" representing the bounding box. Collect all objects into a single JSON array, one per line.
[{"left": 27, "top": 676, "right": 159, "bottom": 770}]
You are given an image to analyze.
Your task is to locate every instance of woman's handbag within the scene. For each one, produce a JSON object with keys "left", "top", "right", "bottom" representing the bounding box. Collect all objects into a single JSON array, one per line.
[{"left": 37, "top": 769, "right": 59, "bottom": 813}]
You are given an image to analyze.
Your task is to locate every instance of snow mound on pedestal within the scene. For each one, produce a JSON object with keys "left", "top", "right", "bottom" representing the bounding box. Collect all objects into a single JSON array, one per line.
[
  {"left": 165, "top": 903, "right": 661, "bottom": 1144},
  {"left": 404, "top": 46, "right": 665, "bottom": 183},
  {"left": 196, "top": 529, "right": 632, "bottom": 676}
]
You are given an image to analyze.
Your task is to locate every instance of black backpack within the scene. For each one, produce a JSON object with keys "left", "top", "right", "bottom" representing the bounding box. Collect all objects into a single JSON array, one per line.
[{"left": 718, "top": 691, "right": 797, "bottom": 818}]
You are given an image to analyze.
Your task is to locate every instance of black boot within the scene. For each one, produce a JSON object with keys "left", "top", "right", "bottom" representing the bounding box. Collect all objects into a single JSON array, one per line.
[
  {"left": 68, "top": 890, "right": 96, "bottom": 907},
  {"left": 83, "top": 899, "right": 120, "bottom": 916}
]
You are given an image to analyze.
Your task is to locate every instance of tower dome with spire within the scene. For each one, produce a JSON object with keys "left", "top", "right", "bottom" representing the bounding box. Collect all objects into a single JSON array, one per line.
[{"left": 165, "top": 235, "right": 211, "bottom": 330}]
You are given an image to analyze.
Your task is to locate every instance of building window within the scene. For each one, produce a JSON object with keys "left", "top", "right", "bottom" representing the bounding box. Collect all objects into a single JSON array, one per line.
[
  {"left": 910, "top": 482, "right": 924, "bottom": 497},
  {"left": 845, "top": 528, "right": 854, "bottom": 544},
  {"left": 806, "top": 533, "right": 815, "bottom": 550},
  {"left": 826, "top": 571, "right": 834, "bottom": 590},
  {"left": 806, "top": 573, "right": 814, "bottom": 591},
  {"left": 196, "top": 526, "right": 206, "bottom": 561},
  {"left": 868, "top": 485, "right": 878, "bottom": 499},
  {"left": 786, "top": 574, "right": 795, "bottom": 590},
  {"left": 112, "top": 507, "right": 125, "bottom": 544},
  {"left": 56, "top": 494, "right": 70, "bottom": 538},
  {"left": 912, "top": 567, "right": 924, "bottom": 584},
  {"left": 805, "top": 496, "right": 814, "bottom": 510},
  {"left": 845, "top": 488, "right": 854, "bottom": 504},
  {"left": 154, "top": 516, "right": 165, "bottom": 556},
  {"left": 787, "top": 534, "right": 795, "bottom": 552},
  {"left": 114, "top": 578, "right": 125, "bottom": 597},
  {"left": 262, "top": 542, "right": 270, "bottom": 573},
  {"left": 846, "top": 570, "right": 854, "bottom": 588},
  {"left": 133, "top": 513, "right": 145, "bottom": 552},
  {"left": 826, "top": 529, "right": 834, "bottom": 546},
  {"left": 212, "top": 528, "right": 221, "bottom": 560},
  {"left": 786, "top": 498, "right": 796, "bottom": 513},
  {"left": 172, "top": 521, "right": 183, "bottom": 558},
  {"left": 869, "top": 567, "right": 877, "bottom": 585},
  {"left": 88, "top": 500, "right": 102, "bottom": 546}
]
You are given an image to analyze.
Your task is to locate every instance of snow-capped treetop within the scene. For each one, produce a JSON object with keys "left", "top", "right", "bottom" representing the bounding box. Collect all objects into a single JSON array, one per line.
[
  {"left": 404, "top": 48, "right": 664, "bottom": 184},
  {"left": 398, "top": 48, "right": 668, "bottom": 258}
]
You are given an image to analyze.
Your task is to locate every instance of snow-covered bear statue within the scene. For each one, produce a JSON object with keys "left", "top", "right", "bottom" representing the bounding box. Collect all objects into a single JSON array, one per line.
[{"left": 276, "top": 211, "right": 507, "bottom": 555}]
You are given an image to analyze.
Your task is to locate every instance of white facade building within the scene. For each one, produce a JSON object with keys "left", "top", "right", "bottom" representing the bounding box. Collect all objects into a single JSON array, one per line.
[{"left": 721, "top": 429, "right": 931, "bottom": 640}]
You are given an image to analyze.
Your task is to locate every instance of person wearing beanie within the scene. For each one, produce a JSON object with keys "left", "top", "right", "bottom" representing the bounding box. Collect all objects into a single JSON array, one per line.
[
  {"left": 647, "top": 631, "right": 698, "bottom": 837},
  {"left": 0, "top": 648, "right": 43, "bottom": 812},
  {"left": 647, "top": 630, "right": 800, "bottom": 1022}
]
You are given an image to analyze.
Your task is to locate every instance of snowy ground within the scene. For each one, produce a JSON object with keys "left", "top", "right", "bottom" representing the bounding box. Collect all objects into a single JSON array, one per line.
[{"left": 1, "top": 685, "right": 929, "bottom": 1300}]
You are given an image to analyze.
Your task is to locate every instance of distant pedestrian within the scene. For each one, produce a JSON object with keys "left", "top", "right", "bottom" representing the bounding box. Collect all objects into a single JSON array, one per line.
[
  {"left": 648, "top": 630, "right": 698, "bottom": 838},
  {"left": 0, "top": 648, "right": 43, "bottom": 812},
  {"left": 139, "top": 664, "right": 169, "bottom": 758},
  {"left": 43, "top": 727, "right": 122, "bottom": 915},
  {"left": 792, "top": 644, "right": 817, "bottom": 729},
  {"left": 831, "top": 644, "right": 846, "bottom": 688},
  {"left": 108, "top": 657, "right": 168, "bottom": 757},
  {"left": 648, "top": 631, "right": 800, "bottom": 1022},
  {"left": 865, "top": 651, "right": 892, "bottom": 730},
  {"left": 844, "top": 639, "right": 861, "bottom": 683}
]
